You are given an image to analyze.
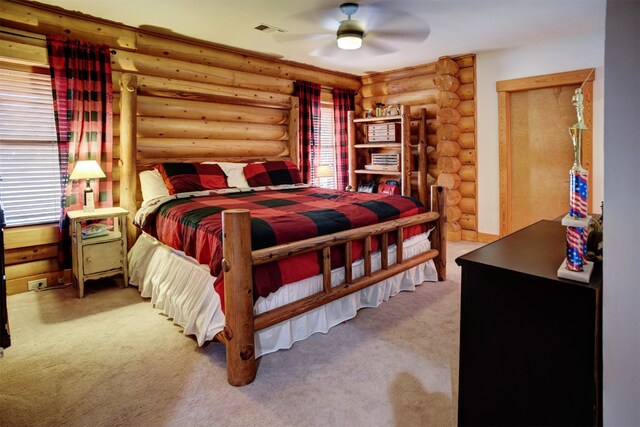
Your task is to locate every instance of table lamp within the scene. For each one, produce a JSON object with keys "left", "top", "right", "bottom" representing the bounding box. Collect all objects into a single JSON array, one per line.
[{"left": 69, "top": 160, "right": 105, "bottom": 212}]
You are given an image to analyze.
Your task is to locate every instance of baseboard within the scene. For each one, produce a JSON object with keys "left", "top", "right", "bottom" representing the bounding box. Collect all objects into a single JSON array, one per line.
[{"left": 477, "top": 232, "right": 500, "bottom": 243}]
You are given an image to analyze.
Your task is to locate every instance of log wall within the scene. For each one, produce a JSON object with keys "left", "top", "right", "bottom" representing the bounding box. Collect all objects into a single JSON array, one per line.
[
  {"left": 359, "top": 55, "right": 477, "bottom": 241},
  {"left": 0, "top": 0, "right": 360, "bottom": 294}
]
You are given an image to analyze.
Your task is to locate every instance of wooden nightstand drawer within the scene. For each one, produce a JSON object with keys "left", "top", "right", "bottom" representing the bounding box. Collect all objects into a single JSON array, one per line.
[{"left": 83, "top": 239, "right": 123, "bottom": 275}]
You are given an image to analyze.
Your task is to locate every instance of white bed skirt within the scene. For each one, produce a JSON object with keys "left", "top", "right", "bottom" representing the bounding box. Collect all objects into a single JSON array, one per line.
[{"left": 128, "top": 232, "right": 438, "bottom": 357}]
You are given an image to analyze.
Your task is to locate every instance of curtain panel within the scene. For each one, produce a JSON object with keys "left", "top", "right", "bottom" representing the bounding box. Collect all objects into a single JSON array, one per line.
[
  {"left": 294, "top": 81, "right": 321, "bottom": 184},
  {"left": 332, "top": 88, "right": 356, "bottom": 191},
  {"left": 47, "top": 35, "right": 113, "bottom": 267}
]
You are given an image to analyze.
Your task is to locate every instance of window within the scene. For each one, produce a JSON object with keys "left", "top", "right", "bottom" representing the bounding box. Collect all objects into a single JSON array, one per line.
[
  {"left": 0, "top": 67, "right": 61, "bottom": 227},
  {"left": 315, "top": 105, "right": 337, "bottom": 189}
]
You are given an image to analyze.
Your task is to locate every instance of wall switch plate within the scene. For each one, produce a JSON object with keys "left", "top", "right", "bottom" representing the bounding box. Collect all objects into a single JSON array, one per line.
[{"left": 27, "top": 278, "right": 47, "bottom": 291}]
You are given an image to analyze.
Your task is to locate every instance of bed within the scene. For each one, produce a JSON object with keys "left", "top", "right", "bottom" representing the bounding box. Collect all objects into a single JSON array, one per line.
[{"left": 117, "top": 73, "right": 446, "bottom": 386}]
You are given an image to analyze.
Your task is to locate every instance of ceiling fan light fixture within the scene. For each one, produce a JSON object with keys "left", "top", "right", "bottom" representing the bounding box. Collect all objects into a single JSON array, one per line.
[{"left": 337, "top": 20, "right": 363, "bottom": 50}]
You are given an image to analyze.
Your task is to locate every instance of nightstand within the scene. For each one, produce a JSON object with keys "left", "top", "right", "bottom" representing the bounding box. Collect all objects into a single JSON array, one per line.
[{"left": 68, "top": 207, "right": 129, "bottom": 298}]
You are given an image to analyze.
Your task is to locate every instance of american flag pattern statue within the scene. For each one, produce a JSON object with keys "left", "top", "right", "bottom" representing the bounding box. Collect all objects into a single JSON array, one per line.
[{"left": 565, "top": 88, "right": 589, "bottom": 272}]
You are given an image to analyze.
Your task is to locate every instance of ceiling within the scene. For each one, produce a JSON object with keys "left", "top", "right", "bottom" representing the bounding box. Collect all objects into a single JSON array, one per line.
[{"left": 35, "top": 0, "right": 606, "bottom": 76}]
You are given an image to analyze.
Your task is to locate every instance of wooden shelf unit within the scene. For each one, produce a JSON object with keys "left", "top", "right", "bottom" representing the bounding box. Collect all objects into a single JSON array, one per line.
[{"left": 348, "top": 105, "right": 428, "bottom": 205}]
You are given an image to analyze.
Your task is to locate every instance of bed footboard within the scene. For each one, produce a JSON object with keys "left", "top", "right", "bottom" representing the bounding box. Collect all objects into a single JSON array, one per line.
[{"left": 221, "top": 185, "right": 447, "bottom": 386}]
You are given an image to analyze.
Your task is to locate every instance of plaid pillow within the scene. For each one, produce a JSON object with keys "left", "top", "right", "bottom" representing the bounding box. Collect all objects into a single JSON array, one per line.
[
  {"left": 243, "top": 160, "right": 302, "bottom": 187},
  {"left": 155, "top": 163, "right": 228, "bottom": 194}
]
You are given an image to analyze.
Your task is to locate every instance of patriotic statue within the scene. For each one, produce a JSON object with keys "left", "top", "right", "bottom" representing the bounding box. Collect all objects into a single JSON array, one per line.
[{"left": 566, "top": 88, "right": 589, "bottom": 271}]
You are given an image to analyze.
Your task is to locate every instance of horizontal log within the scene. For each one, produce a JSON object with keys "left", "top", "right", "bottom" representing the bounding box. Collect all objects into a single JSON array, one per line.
[
  {"left": 360, "top": 73, "right": 437, "bottom": 97},
  {"left": 427, "top": 149, "right": 439, "bottom": 165},
  {"left": 427, "top": 134, "right": 438, "bottom": 148},
  {"left": 5, "top": 223, "right": 59, "bottom": 249},
  {"left": 111, "top": 49, "right": 294, "bottom": 95},
  {"left": 435, "top": 57, "right": 460, "bottom": 76},
  {"left": 436, "top": 124, "right": 460, "bottom": 142},
  {"left": 458, "top": 100, "right": 475, "bottom": 117},
  {"left": 447, "top": 228, "right": 462, "bottom": 242},
  {"left": 115, "top": 94, "right": 289, "bottom": 124},
  {"left": 456, "top": 84, "right": 475, "bottom": 100},
  {"left": 446, "top": 189, "right": 462, "bottom": 206},
  {"left": 436, "top": 90, "right": 460, "bottom": 109},
  {"left": 436, "top": 108, "right": 461, "bottom": 125},
  {"left": 136, "top": 156, "right": 290, "bottom": 168},
  {"left": 437, "top": 140, "right": 461, "bottom": 157},
  {"left": 112, "top": 72, "right": 292, "bottom": 106},
  {"left": 455, "top": 55, "right": 475, "bottom": 68},
  {"left": 460, "top": 214, "right": 477, "bottom": 230},
  {"left": 362, "top": 88, "right": 438, "bottom": 110},
  {"left": 7, "top": 269, "right": 71, "bottom": 296},
  {"left": 428, "top": 166, "right": 440, "bottom": 179},
  {"left": 447, "top": 205, "right": 462, "bottom": 222},
  {"left": 124, "top": 117, "right": 288, "bottom": 140},
  {"left": 5, "top": 243, "right": 58, "bottom": 266},
  {"left": 459, "top": 181, "right": 476, "bottom": 198},
  {"left": 437, "top": 172, "right": 461, "bottom": 190},
  {"left": 434, "top": 75, "right": 460, "bottom": 92},
  {"left": 136, "top": 138, "right": 289, "bottom": 159},
  {"left": 458, "top": 132, "right": 475, "bottom": 149},
  {"left": 459, "top": 165, "right": 476, "bottom": 182},
  {"left": 459, "top": 197, "right": 476, "bottom": 214},
  {"left": 0, "top": 39, "right": 47, "bottom": 66},
  {"left": 437, "top": 156, "right": 461, "bottom": 173},
  {"left": 459, "top": 149, "right": 476, "bottom": 165},
  {"left": 361, "top": 63, "right": 437, "bottom": 85},
  {"left": 135, "top": 33, "right": 361, "bottom": 91},
  {"left": 447, "top": 221, "right": 462, "bottom": 232},
  {"left": 5, "top": 258, "right": 58, "bottom": 280},
  {"left": 458, "top": 116, "right": 475, "bottom": 132},
  {"left": 461, "top": 230, "right": 478, "bottom": 241},
  {"left": 1, "top": 1, "right": 137, "bottom": 49},
  {"left": 458, "top": 67, "right": 474, "bottom": 84}
]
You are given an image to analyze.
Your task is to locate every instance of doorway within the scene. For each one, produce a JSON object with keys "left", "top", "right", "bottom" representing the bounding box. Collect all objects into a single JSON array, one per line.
[{"left": 497, "top": 69, "right": 594, "bottom": 236}]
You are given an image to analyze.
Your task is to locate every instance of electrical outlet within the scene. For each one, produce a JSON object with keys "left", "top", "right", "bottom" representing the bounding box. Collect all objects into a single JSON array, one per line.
[{"left": 27, "top": 278, "right": 47, "bottom": 291}]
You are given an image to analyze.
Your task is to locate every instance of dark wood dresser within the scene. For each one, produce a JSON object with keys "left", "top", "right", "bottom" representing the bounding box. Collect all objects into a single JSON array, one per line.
[{"left": 456, "top": 220, "right": 602, "bottom": 426}]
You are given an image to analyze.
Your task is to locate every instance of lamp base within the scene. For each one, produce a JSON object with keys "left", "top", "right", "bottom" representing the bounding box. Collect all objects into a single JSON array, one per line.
[{"left": 83, "top": 187, "right": 95, "bottom": 212}]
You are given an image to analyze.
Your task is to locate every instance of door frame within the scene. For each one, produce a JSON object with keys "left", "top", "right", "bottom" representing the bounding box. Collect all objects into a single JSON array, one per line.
[{"left": 497, "top": 68, "right": 595, "bottom": 236}]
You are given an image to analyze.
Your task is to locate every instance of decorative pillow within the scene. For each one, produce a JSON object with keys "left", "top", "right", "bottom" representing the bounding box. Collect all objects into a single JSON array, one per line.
[
  {"left": 203, "top": 162, "right": 249, "bottom": 188},
  {"left": 155, "top": 163, "right": 228, "bottom": 194},
  {"left": 243, "top": 160, "right": 302, "bottom": 187},
  {"left": 139, "top": 169, "right": 170, "bottom": 205}
]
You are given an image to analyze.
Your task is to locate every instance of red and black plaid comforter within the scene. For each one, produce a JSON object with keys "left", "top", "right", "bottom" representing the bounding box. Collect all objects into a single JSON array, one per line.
[{"left": 142, "top": 187, "right": 426, "bottom": 306}]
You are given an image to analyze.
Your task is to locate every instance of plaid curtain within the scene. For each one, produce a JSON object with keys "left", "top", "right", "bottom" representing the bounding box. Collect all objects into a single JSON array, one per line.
[
  {"left": 332, "top": 87, "right": 355, "bottom": 191},
  {"left": 47, "top": 35, "right": 113, "bottom": 267},
  {"left": 294, "top": 80, "right": 321, "bottom": 184}
]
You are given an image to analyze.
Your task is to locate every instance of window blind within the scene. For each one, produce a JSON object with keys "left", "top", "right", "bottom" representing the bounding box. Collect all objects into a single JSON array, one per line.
[
  {"left": 0, "top": 68, "right": 62, "bottom": 227},
  {"left": 317, "top": 106, "right": 337, "bottom": 190}
]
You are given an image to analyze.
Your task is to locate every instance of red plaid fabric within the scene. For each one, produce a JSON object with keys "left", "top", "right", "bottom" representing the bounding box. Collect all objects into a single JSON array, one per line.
[
  {"left": 156, "top": 163, "right": 228, "bottom": 194},
  {"left": 47, "top": 35, "right": 113, "bottom": 268},
  {"left": 294, "top": 81, "right": 321, "bottom": 183},
  {"left": 141, "top": 187, "right": 426, "bottom": 311},
  {"left": 243, "top": 161, "right": 302, "bottom": 187},
  {"left": 332, "top": 87, "right": 356, "bottom": 191}
]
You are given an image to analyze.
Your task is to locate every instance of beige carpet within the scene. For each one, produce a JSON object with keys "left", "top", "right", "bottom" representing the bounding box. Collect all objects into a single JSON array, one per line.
[{"left": 1, "top": 241, "right": 482, "bottom": 427}]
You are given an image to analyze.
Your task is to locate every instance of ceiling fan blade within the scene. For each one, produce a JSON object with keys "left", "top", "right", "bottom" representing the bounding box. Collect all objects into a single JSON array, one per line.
[
  {"left": 367, "top": 25, "right": 431, "bottom": 44},
  {"left": 361, "top": 38, "right": 397, "bottom": 56},
  {"left": 309, "top": 41, "right": 343, "bottom": 58},
  {"left": 273, "top": 31, "right": 332, "bottom": 44}
]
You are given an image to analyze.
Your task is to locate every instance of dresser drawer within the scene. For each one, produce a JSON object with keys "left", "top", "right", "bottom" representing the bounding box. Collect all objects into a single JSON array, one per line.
[{"left": 83, "top": 240, "right": 123, "bottom": 275}]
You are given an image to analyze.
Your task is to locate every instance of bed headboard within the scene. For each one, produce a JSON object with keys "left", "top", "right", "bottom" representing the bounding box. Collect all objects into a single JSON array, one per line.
[{"left": 118, "top": 73, "right": 300, "bottom": 246}]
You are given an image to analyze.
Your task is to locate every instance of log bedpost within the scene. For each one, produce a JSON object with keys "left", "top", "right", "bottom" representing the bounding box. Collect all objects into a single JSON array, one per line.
[
  {"left": 222, "top": 209, "right": 257, "bottom": 386},
  {"left": 119, "top": 73, "right": 138, "bottom": 249},
  {"left": 431, "top": 185, "right": 447, "bottom": 281},
  {"left": 288, "top": 97, "right": 299, "bottom": 166}
]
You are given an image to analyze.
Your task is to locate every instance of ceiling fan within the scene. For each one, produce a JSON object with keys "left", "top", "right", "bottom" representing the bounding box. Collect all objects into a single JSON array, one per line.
[{"left": 273, "top": 1, "right": 430, "bottom": 57}]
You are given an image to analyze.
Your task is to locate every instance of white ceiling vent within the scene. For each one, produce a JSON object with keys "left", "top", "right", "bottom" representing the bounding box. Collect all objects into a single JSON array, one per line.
[{"left": 254, "top": 23, "right": 286, "bottom": 34}]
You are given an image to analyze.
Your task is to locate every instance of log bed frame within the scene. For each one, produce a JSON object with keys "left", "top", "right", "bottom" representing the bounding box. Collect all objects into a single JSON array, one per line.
[{"left": 118, "top": 73, "right": 447, "bottom": 386}]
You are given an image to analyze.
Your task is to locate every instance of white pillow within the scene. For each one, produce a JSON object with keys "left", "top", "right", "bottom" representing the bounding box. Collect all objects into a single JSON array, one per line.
[
  {"left": 139, "top": 169, "right": 170, "bottom": 205},
  {"left": 205, "top": 162, "right": 249, "bottom": 188}
]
